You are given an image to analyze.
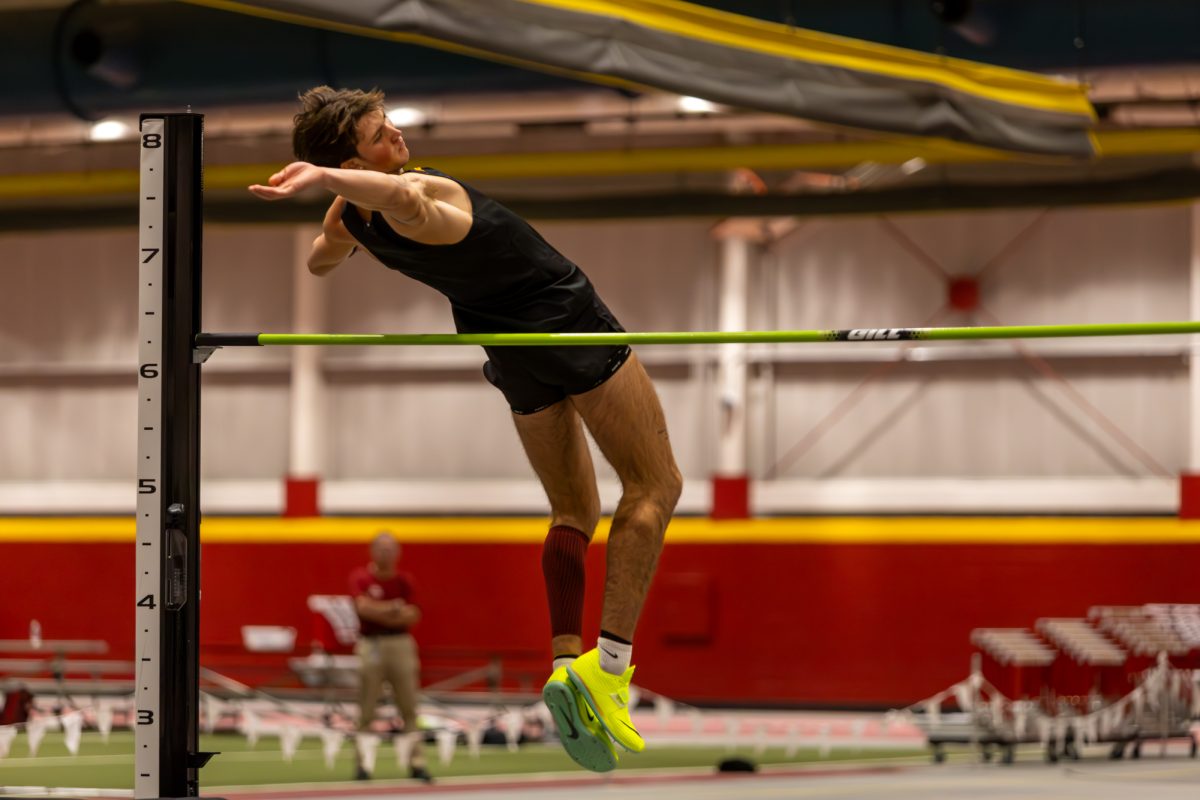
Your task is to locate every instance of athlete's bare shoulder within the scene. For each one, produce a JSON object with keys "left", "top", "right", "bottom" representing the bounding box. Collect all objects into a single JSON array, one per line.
[
  {"left": 400, "top": 169, "right": 456, "bottom": 197},
  {"left": 376, "top": 169, "right": 473, "bottom": 244}
]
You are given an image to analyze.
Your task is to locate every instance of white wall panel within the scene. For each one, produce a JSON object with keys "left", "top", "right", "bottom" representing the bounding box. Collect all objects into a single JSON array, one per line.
[
  {"left": 198, "top": 227, "right": 298, "bottom": 478},
  {"left": 770, "top": 217, "right": 946, "bottom": 330},
  {"left": 327, "top": 375, "right": 520, "bottom": 479},
  {"left": 200, "top": 378, "right": 292, "bottom": 479},
  {"left": 984, "top": 206, "right": 1190, "bottom": 323},
  {"left": 763, "top": 207, "right": 1190, "bottom": 480},
  {"left": 324, "top": 365, "right": 705, "bottom": 480},
  {"left": 201, "top": 226, "right": 295, "bottom": 369},
  {"left": 1, "top": 204, "right": 1193, "bottom": 511},
  {"left": 0, "top": 383, "right": 133, "bottom": 481},
  {"left": 0, "top": 229, "right": 138, "bottom": 486},
  {"left": 0, "top": 229, "right": 137, "bottom": 365},
  {"left": 540, "top": 219, "right": 717, "bottom": 333},
  {"left": 326, "top": 248, "right": 453, "bottom": 336},
  {"left": 768, "top": 359, "right": 1186, "bottom": 479}
]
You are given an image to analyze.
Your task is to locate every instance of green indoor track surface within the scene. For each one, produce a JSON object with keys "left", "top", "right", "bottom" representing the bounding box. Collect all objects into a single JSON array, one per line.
[{"left": 0, "top": 732, "right": 923, "bottom": 790}]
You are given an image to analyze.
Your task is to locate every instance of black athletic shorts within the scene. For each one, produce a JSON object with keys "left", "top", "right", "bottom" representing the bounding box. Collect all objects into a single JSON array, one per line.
[{"left": 479, "top": 296, "right": 632, "bottom": 415}]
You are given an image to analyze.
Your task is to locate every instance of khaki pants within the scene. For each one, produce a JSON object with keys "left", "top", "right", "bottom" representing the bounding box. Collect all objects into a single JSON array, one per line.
[{"left": 356, "top": 634, "right": 423, "bottom": 764}]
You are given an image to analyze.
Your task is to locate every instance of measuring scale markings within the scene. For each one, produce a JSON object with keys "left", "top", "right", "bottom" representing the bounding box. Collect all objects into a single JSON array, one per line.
[{"left": 135, "top": 116, "right": 164, "bottom": 800}]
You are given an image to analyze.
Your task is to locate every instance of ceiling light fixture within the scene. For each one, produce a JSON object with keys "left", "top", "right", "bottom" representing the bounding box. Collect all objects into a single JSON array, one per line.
[
  {"left": 89, "top": 119, "right": 130, "bottom": 142},
  {"left": 678, "top": 96, "right": 716, "bottom": 114},
  {"left": 387, "top": 107, "right": 427, "bottom": 127}
]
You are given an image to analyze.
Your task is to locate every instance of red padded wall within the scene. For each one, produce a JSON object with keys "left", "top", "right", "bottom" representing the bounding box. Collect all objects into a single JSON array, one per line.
[{"left": 3, "top": 533, "right": 1198, "bottom": 705}]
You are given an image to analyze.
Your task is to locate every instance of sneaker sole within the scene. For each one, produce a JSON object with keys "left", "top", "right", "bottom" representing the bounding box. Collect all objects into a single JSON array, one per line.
[
  {"left": 542, "top": 680, "right": 618, "bottom": 772},
  {"left": 565, "top": 665, "right": 643, "bottom": 754}
]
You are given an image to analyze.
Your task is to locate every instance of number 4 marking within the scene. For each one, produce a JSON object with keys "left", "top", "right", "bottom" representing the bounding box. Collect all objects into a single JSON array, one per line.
[
  {"left": 141, "top": 248, "right": 160, "bottom": 263},
  {"left": 137, "top": 594, "right": 156, "bottom": 609}
]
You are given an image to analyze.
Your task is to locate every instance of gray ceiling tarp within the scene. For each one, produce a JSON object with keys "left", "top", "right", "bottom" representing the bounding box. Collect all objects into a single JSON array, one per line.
[{"left": 187, "top": 0, "right": 1097, "bottom": 158}]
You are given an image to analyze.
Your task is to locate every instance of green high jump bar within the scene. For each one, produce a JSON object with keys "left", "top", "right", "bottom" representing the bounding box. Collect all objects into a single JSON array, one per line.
[{"left": 196, "top": 321, "right": 1200, "bottom": 348}]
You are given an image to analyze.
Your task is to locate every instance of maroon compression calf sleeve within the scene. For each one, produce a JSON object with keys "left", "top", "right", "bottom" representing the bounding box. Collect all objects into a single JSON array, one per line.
[{"left": 542, "top": 525, "right": 589, "bottom": 639}]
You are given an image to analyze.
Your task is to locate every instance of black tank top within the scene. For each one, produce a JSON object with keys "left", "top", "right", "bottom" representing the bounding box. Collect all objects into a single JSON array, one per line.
[{"left": 340, "top": 167, "right": 596, "bottom": 333}]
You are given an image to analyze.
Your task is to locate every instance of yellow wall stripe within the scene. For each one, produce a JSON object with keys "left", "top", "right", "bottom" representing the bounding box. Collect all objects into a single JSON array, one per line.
[
  {"left": 2, "top": 517, "right": 1200, "bottom": 544},
  {"left": 0, "top": 169, "right": 139, "bottom": 199}
]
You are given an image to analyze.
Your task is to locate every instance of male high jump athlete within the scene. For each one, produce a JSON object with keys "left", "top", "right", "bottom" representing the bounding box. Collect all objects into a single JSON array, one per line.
[{"left": 250, "top": 87, "right": 682, "bottom": 772}]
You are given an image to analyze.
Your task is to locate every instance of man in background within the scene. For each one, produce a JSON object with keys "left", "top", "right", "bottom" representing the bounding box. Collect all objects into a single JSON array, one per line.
[{"left": 349, "top": 531, "right": 430, "bottom": 782}]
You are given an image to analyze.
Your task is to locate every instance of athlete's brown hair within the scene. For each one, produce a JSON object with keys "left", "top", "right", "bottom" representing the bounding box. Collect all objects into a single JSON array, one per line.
[{"left": 292, "top": 86, "right": 385, "bottom": 167}]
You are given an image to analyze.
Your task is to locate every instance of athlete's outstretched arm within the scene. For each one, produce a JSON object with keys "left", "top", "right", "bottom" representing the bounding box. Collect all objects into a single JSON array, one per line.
[
  {"left": 250, "top": 162, "right": 469, "bottom": 244},
  {"left": 250, "top": 161, "right": 415, "bottom": 207}
]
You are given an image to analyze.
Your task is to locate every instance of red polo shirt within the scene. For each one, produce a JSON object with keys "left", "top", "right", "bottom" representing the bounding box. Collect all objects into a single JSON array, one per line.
[{"left": 349, "top": 566, "right": 417, "bottom": 637}]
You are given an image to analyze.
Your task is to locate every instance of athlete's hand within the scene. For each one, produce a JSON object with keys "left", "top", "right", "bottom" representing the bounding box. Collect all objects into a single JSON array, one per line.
[{"left": 248, "top": 162, "right": 327, "bottom": 200}]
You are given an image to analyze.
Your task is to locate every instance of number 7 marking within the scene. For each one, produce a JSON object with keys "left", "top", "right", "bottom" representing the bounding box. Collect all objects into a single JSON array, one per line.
[{"left": 142, "top": 248, "right": 160, "bottom": 263}]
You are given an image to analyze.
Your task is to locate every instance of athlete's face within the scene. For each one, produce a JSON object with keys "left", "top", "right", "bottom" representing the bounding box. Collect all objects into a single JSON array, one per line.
[{"left": 345, "top": 110, "right": 409, "bottom": 173}]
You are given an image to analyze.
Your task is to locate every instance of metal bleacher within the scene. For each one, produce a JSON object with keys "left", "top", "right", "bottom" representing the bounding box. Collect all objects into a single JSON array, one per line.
[
  {"left": 970, "top": 628, "right": 1057, "bottom": 667},
  {"left": 1035, "top": 619, "right": 1127, "bottom": 667},
  {"left": 1090, "top": 606, "right": 1194, "bottom": 660}
]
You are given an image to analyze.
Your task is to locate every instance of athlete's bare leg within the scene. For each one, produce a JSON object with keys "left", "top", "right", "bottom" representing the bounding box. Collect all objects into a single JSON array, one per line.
[
  {"left": 513, "top": 399, "right": 601, "bottom": 659},
  {"left": 570, "top": 352, "right": 682, "bottom": 640}
]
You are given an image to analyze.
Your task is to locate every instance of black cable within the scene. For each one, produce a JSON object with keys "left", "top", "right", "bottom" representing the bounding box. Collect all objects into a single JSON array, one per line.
[
  {"left": 51, "top": 0, "right": 100, "bottom": 121},
  {"left": 779, "top": 0, "right": 796, "bottom": 28},
  {"left": 1074, "top": 0, "right": 1088, "bottom": 81}
]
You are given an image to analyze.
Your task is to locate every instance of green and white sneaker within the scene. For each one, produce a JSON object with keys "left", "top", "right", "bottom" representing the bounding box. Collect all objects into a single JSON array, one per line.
[
  {"left": 567, "top": 648, "right": 644, "bottom": 753},
  {"left": 543, "top": 665, "right": 619, "bottom": 772}
]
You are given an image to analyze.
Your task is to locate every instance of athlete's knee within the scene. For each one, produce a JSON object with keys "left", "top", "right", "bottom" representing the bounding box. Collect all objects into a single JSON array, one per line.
[
  {"left": 549, "top": 492, "right": 601, "bottom": 536},
  {"left": 618, "top": 479, "right": 680, "bottom": 541},
  {"left": 662, "top": 465, "right": 683, "bottom": 510},
  {"left": 628, "top": 466, "right": 682, "bottom": 518},
  {"left": 580, "top": 491, "right": 603, "bottom": 534}
]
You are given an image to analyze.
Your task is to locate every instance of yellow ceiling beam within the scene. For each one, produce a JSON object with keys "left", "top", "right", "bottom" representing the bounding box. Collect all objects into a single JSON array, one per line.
[
  {"left": 186, "top": 0, "right": 1094, "bottom": 156},
  {"left": 0, "top": 129, "right": 1197, "bottom": 202}
]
